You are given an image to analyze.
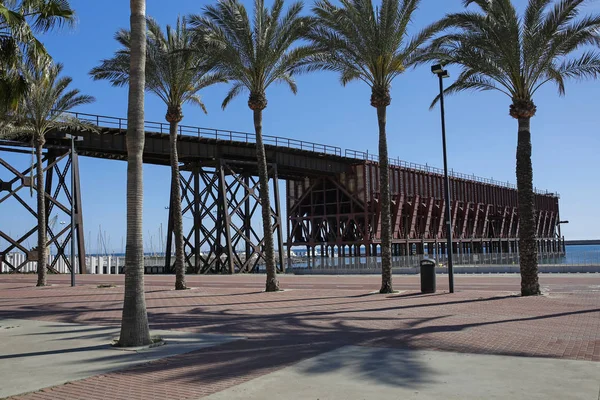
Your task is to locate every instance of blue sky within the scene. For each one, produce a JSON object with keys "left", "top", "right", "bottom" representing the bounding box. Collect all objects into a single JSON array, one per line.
[{"left": 1, "top": 0, "right": 599, "bottom": 253}]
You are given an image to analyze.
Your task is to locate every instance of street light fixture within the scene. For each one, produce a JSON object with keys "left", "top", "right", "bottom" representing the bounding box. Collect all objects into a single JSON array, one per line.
[
  {"left": 431, "top": 64, "right": 455, "bottom": 294},
  {"left": 431, "top": 64, "right": 450, "bottom": 78}
]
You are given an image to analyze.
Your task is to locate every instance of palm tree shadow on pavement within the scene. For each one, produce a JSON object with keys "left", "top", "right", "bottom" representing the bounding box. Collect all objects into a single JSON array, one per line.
[{"left": 1, "top": 291, "right": 598, "bottom": 393}]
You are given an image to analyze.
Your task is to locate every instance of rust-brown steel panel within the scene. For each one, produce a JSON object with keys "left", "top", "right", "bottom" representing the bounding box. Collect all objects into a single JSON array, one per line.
[
  {"left": 461, "top": 202, "right": 472, "bottom": 239},
  {"left": 409, "top": 195, "right": 420, "bottom": 239},
  {"left": 436, "top": 199, "right": 446, "bottom": 239},
  {"left": 424, "top": 197, "right": 435, "bottom": 239}
]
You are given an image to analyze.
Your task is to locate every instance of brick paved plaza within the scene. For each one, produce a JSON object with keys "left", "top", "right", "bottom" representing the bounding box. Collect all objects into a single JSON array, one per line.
[{"left": 1, "top": 273, "right": 599, "bottom": 399}]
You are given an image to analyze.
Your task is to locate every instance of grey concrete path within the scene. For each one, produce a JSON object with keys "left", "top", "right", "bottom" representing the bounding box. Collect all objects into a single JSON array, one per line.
[
  {"left": 0, "top": 319, "right": 239, "bottom": 399},
  {"left": 203, "top": 345, "right": 600, "bottom": 400}
]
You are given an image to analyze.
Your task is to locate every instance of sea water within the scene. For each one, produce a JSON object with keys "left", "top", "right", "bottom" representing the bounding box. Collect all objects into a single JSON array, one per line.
[
  {"left": 564, "top": 245, "right": 600, "bottom": 265},
  {"left": 287, "top": 244, "right": 600, "bottom": 269}
]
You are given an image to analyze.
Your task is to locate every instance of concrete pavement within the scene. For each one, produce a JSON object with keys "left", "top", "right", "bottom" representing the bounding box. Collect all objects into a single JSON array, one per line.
[
  {"left": 203, "top": 346, "right": 600, "bottom": 400},
  {"left": 0, "top": 319, "right": 239, "bottom": 399}
]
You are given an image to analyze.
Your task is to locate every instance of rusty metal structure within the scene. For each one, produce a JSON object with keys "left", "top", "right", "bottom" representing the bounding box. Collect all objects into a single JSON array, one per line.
[
  {"left": 0, "top": 143, "right": 86, "bottom": 273},
  {"left": 287, "top": 150, "right": 563, "bottom": 259},
  {"left": 166, "top": 160, "right": 285, "bottom": 274},
  {"left": 0, "top": 111, "right": 564, "bottom": 274}
]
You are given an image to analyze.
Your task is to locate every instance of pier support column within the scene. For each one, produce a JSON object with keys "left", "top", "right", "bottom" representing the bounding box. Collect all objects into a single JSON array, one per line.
[{"left": 0, "top": 148, "right": 86, "bottom": 274}]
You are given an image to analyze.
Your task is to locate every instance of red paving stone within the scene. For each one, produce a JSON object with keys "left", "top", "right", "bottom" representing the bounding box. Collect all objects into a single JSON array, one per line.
[{"left": 1, "top": 273, "right": 600, "bottom": 399}]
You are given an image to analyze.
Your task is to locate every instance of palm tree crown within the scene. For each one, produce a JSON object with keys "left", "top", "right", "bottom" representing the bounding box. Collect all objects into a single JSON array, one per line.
[
  {"left": 307, "top": 0, "right": 440, "bottom": 106},
  {"left": 188, "top": 0, "right": 313, "bottom": 110},
  {"left": 1, "top": 0, "right": 75, "bottom": 58},
  {"left": 429, "top": 0, "right": 600, "bottom": 115},
  {"left": 1, "top": 0, "right": 75, "bottom": 113},
  {"left": 16, "top": 61, "right": 94, "bottom": 141},
  {"left": 90, "top": 17, "right": 225, "bottom": 121}
]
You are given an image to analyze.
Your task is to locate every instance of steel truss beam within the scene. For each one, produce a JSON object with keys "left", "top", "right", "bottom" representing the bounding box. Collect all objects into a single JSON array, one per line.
[
  {"left": 287, "top": 176, "right": 368, "bottom": 250},
  {"left": 166, "top": 160, "right": 284, "bottom": 274},
  {"left": 0, "top": 146, "right": 85, "bottom": 273},
  {"left": 288, "top": 162, "right": 562, "bottom": 257}
]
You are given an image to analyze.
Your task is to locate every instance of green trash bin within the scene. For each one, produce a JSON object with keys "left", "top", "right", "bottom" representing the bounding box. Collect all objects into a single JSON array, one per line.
[{"left": 420, "top": 258, "right": 436, "bottom": 293}]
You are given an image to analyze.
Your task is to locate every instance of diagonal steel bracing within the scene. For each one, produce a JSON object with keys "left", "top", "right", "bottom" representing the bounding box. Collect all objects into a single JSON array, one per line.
[
  {"left": 287, "top": 176, "right": 368, "bottom": 252},
  {"left": 0, "top": 146, "right": 85, "bottom": 273},
  {"left": 166, "top": 160, "right": 284, "bottom": 274}
]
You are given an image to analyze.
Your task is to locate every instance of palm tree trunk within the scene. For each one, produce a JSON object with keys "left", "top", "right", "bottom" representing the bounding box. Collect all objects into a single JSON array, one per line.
[
  {"left": 119, "top": 0, "right": 151, "bottom": 347},
  {"left": 169, "top": 119, "right": 186, "bottom": 290},
  {"left": 516, "top": 117, "right": 540, "bottom": 296},
  {"left": 35, "top": 138, "right": 47, "bottom": 287},
  {"left": 253, "top": 108, "right": 279, "bottom": 292},
  {"left": 377, "top": 106, "right": 393, "bottom": 294}
]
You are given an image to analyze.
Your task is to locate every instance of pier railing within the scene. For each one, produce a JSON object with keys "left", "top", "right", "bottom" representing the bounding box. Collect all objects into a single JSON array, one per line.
[
  {"left": 344, "top": 149, "right": 558, "bottom": 196},
  {"left": 62, "top": 111, "right": 556, "bottom": 195},
  {"left": 285, "top": 251, "right": 600, "bottom": 273},
  {"left": 4, "top": 251, "right": 600, "bottom": 274},
  {"left": 63, "top": 111, "right": 343, "bottom": 157}
]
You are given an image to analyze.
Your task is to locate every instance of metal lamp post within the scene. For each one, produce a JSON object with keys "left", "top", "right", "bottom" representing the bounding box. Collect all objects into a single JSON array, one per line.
[{"left": 431, "top": 64, "right": 454, "bottom": 293}]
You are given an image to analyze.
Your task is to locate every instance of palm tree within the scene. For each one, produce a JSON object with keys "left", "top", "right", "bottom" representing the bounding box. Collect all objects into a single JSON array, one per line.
[
  {"left": 90, "top": 17, "right": 226, "bottom": 291},
  {"left": 0, "top": 60, "right": 28, "bottom": 116},
  {"left": 1, "top": 0, "right": 75, "bottom": 113},
  {"left": 7, "top": 61, "right": 94, "bottom": 287},
  {"left": 427, "top": 0, "right": 600, "bottom": 296},
  {"left": 119, "top": 0, "right": 151, "bottom": 347},
  {"left": 189, "top": 0, "right": 313, "bottom": 292},
  {"left": 307, "top": 0, "right": 440, "bottom": 293}
]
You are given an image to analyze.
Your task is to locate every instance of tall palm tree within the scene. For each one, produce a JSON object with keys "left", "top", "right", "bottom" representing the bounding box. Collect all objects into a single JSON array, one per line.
[
  {"left": 307, "top": 0, "right": 440, "bottom": 293},
  {"left": 90, "top": 17, "right": 226, "bottom": 291},
  {"left": 1, "top": 0, "right": 75, "bottom": 113},
  {"left": 189, "top": 0, "right": 313, "bottom": 292},
  {"left": 119, "top": 0, "right": 151, "bottom": 347},
  {"left": 427, "top": 0, "right": 600, "bottom": 296},
  {"left": 7, "top": 61, "right": 94, "bottom": 287}
]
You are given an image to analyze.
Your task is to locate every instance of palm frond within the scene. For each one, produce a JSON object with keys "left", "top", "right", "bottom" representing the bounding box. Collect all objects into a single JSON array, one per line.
[
  {"left": 221, "top": 81, "right": 246, "bottom": 110},
  {"left": 308, "top": 0, "right": 436, "bottom": 98},
  {"left": 89, "top": 54, "right": 130, "bottom": 86},
  {"left": 425, "top": 0, "right": 600, "bottom": 110},
  {"left": 91, "top": 17, "right": 224, "bottom": 118},
  {"left": 275, "top": 73, "right": 297, "bottom": 94},
  {"left": 193, "top": 0, "right": 314, "bottom": 107},
  {"left": 13, "top": 60, "right": 95, "bottom": 140},
  {"left": 186, "top": 94, "right": 208, "bottom": 114},
  {"left": 525, "top": 0, "right": 553, "bottom": 31},
  {"left": 189, "top": 71, "right": 229, "bottom": 93},
  {"left": 429, "top": 72, "right": 506, "bottom": 109},
  {"left": 534, "top": 50, "right": 600, "bottom": 94},
  {"left": 0, "top": 122, "right": 36, "bottom": 140},
  {"left": 0, "top": 0, "right": 75, "bottom": 110},
  {"left": 339, "top": 67, "right": 362, "bottom": 86},
  {"left": 49, "top": 114, "right": 99, "bottom": 133},
  {"left": 26, "top": 0, "right": 76, "bottom": 32}
]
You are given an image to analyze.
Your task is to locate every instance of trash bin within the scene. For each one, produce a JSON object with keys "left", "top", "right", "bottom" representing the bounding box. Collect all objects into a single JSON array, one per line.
[{"left": 420, "top": 258, "right": 436, "bottom": 294}]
